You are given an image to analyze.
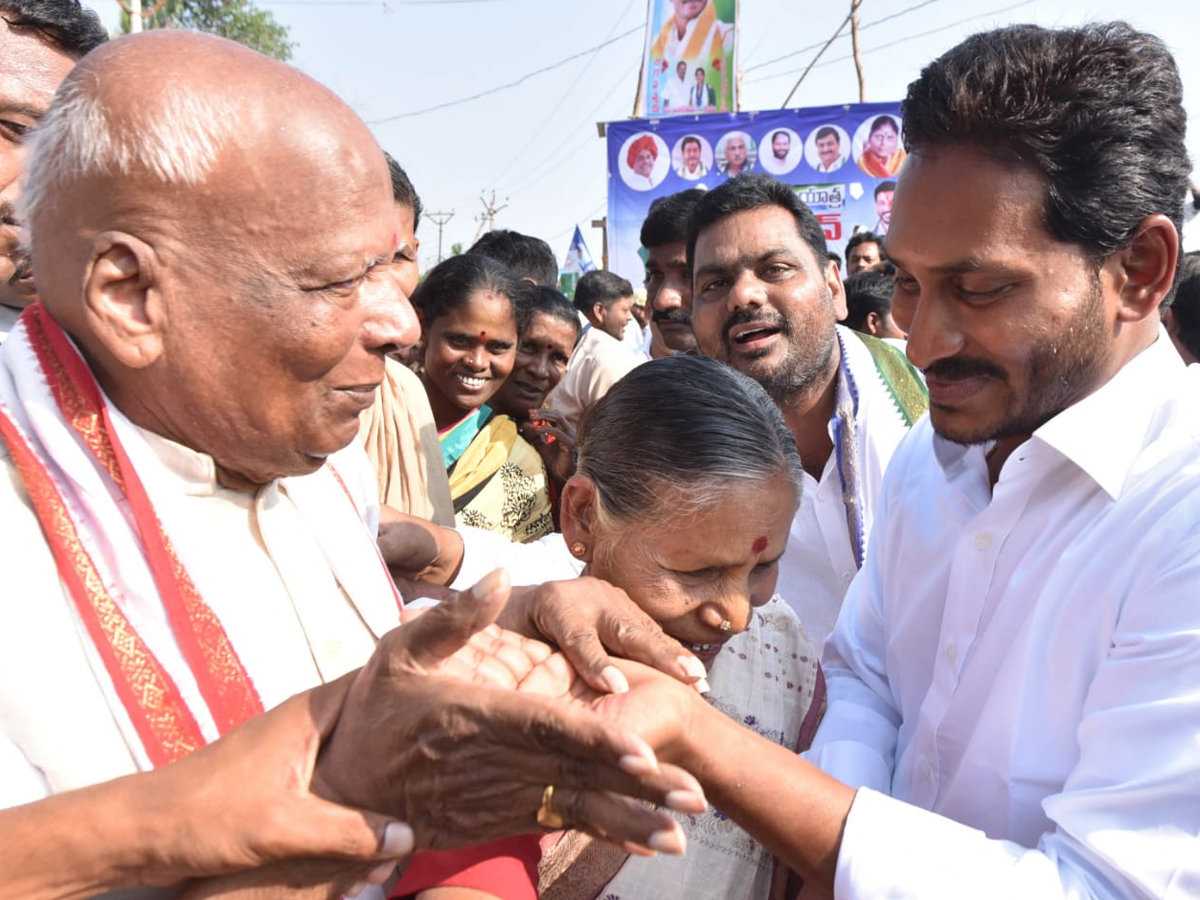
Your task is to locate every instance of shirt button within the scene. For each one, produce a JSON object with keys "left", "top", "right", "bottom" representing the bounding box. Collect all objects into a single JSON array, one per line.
[
  {"left": 945, "top": 644, "right": 958, "bottom": 663},
  {"left": 919, "top": 761, "right": 933, "bottom": 781},
  {"left": 974, "top": 532, "right": 993, "bottom": 551},
  {"left": 842, "top": 571, "right": 854, "bottom": 583}
]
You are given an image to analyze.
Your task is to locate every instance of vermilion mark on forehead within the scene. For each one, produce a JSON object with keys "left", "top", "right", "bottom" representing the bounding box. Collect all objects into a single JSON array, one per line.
[
  {"left": 480, "top": 331, "right": 487, "bottom": 341},
  {"left": 752, "top": 536, "right": 768, "bottom": 554}
]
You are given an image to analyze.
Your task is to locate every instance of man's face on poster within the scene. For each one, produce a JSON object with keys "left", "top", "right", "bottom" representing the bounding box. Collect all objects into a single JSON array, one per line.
[
  {"left": 726, "top": 136, "right": 747, "bottom": 169},
  {"left": 634, "top": 148, "right": 656, "bottom": 178},
  {"left": 676, "top": 61, "right": 687, "bottom": 80},
  {"left": 875, "top": 189, "right": 894, "bottom": 225},
  {"left": 817, "top": 132, "right": 840, "bottom": 167},
  {"left": 672, "top": 0, "right": 707, "bottom": 24},
  {"left": 683, "top": 139, "right": 701, "bottom": 170},
  {"left": 772, "top": 133, "right": 790, "bottom": 160}
]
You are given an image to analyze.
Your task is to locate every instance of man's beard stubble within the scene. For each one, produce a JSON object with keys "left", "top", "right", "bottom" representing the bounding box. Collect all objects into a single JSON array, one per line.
[{"left": 924, "top": 275, "right": 1109, "bottom": 446}]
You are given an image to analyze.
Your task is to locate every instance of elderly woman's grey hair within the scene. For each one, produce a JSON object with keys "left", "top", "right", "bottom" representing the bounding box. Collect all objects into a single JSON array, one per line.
[{"left": 576, "top": 354, "right": 803, "bottom": 528}]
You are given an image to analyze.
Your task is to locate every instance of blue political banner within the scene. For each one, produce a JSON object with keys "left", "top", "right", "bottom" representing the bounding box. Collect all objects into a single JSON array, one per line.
[{"left": 606, "top": 102, "right": 905, "bottom": 285}]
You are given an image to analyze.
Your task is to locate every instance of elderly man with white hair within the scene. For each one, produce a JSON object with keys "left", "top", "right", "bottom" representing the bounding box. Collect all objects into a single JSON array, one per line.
[{"left": 0, "top": 30, "right": 707, "bottom": 900}]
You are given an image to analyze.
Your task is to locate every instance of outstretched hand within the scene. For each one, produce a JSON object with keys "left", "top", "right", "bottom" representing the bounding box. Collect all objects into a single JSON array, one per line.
[
  {"left": 497, "top": 575, "right": 710, "bottom": 696},
  {"left": 314, "top": 569, "right": 707, "bottom": 860}
]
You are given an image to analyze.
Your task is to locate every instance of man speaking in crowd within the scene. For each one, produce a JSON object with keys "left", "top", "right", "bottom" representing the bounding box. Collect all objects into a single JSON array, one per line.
[{"left": 0, "top": 29, "right": 705, "bottom": 897}]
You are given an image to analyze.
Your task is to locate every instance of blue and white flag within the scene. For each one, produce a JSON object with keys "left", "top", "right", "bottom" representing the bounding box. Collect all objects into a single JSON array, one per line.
[{"left": 559, "top": 226, "right": 597, "bottom": 298}]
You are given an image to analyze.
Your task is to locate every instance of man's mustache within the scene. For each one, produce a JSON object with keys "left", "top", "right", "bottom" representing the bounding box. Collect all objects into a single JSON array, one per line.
[
  {"left": 652, "top": 307, "right": 692, "bottom": 327},
  {"left": 923, "top": 356, "right": 1006, "bottom": 381},
  {"left": 721, "top": 308, "right": 790, "bottom": 345}
]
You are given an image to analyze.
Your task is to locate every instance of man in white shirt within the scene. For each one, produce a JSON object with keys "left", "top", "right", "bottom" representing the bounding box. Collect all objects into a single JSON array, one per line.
[
  {"left": 0, "top": 30, "right": 704, "bottom": 897},
  {"left": 675, "top": 135, "right": 707, "bottom": 180},
  {"left": 662, "top": 59, "right": 690, "bottom": 112},
  {"left": 687, "top": 173, "right": 926, "bottom": 651},
  {"left": 547, "top": 269, "right": 642, "bottom": 434},
  {"left": 595, "top": 20, "right": 1199, "bottom": 900}
]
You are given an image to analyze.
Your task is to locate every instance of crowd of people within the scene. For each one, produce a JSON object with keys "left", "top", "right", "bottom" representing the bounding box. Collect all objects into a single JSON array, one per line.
[{"left": 1, "top": 3, "right": 1198, "bottom": 900}]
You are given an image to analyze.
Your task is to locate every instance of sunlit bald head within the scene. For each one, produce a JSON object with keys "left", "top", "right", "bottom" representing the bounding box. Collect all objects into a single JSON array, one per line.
[{"left": 21, "top": 31, "right": 417, "bottom": 489}]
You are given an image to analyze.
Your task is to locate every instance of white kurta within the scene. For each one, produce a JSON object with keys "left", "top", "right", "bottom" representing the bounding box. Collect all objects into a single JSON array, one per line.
[
  {"left": 775, "top": 326, "right": 917, "bottom": 653},
  {"left": 0, "top": 422, "right": 399, "bottom": 807},
  {"left": 808, "top": 334, "right": 1200, "bottom": 898}
]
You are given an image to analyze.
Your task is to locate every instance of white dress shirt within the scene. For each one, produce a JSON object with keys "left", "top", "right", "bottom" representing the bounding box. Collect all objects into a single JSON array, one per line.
[
  {"left": 545, "top": 325, "right": 642, "bottom": 435},
  {"left": 807, "top": 334, "right": 1200, "bottom": 898}
]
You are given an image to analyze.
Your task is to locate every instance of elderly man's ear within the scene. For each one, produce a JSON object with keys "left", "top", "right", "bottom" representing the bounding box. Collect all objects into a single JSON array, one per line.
[{"left": 82, "top": 232, "right": 165, "bottom": 368}]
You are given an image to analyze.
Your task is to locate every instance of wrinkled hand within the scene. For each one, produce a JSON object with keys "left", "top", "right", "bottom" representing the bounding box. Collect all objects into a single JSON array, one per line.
[
  {"left": 497, "top": 576, "right": 709, "bottom": 696},
  {"left": 515, "top": 654, "right": 708, "bottom": 769},
  {"left": 519, "top": 409, "right": 576, "bottom": 486},
  {"left": 314, "top": 570, "right": 707, "bottom": 857},
  {"left": 136, "top": 674, "right": 412, "bottom": 889}
]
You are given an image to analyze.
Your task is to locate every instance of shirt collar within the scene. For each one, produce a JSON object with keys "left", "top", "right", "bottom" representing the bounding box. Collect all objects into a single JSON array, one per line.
[
  {"left": 932, "top": 331, "right": 1184, "bottom": 499},
  {"left": 136, "top": 423, "right": 222, "bottom": 497},
  {"left": 1034, "top": 330, "right": 1182, "bottom": 500}
]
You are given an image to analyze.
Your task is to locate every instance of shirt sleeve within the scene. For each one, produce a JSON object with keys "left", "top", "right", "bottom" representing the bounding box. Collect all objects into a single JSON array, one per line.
[{"left": 830, "top": 506, "right": 1200, "bottom": 899}]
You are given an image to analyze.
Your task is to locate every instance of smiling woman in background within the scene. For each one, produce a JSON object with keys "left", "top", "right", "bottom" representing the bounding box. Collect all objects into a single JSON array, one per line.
[{"left": 415, "top": 254, "right": 554, "bottom": 542}]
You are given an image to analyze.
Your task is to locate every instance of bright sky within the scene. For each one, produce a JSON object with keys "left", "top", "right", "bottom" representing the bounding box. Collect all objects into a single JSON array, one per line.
[{"left": 97, "top": 0, "right": 1199, "bottom": 271}]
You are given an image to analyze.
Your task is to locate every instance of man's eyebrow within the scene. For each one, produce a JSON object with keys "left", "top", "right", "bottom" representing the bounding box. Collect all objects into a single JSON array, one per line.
[
  {"left": 0, "top": 103, "right": 48, "bottom": 119},
  {"left": 694, "top": 246, "right": 794, "bottom": 279}
]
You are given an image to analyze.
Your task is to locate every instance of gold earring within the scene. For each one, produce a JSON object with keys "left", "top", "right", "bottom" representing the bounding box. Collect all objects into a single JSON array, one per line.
[{"left": 569, "top": 541, "right": 587, "bottom": 559}]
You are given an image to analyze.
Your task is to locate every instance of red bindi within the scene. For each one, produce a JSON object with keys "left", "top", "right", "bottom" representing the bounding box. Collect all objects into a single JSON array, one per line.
[
  {"left": 752, "top": 536, "right": 768, "bottom": 554},
  {"left": 480, "top": 331, "right": 487, "bottom": 340}
]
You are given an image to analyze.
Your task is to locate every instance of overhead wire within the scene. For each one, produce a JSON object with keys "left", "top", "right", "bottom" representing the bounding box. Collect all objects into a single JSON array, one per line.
[
  {"left": 487, "top": 0, "right": 641, "bottom": 188},
  {"left": 745, "top": 0, "right": 1036, "bottom": 87},
  {"left": 366, "top": 25, "right": 642, "bottom": 123}
]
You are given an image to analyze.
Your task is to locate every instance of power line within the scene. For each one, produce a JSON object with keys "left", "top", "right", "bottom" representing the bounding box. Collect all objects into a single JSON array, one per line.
[
  {"left": 486, "top": 0, "right": 641, "bottom": 188},
  {"left": 745, "top": 0, "right": 1036, "bottom": 87},
  {"left": 496, "top": 59, "right": 639, "bottom": 197},
  {"left": 744, "top": 0, "right": 945, "bottom": 74},
  {"left": 367, "top": 25, "right": 642, "bottom": 123}
]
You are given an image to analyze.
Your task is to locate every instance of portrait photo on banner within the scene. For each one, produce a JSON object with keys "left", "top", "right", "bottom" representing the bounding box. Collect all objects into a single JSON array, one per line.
[
  {"left": 605, "top": 102, "right": 906, "bottom": 286},
  {"left": 640, "top": 0, "right": 737, "bottom": 118}
]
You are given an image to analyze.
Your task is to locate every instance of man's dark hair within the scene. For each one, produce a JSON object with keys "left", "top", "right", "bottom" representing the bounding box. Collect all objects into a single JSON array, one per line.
[
  {"left": 0, "top": 0, "right": 107, "bottom": 56},
  {"left": 874, "top": 180, "right": 896, "bottom": 199},
  {"left": 902, "top": 22, "right": 1191, "bottom": 258},
  {"left": 468, "top": 229, "right": 558, "bottom": 287},
  {"left": 1165, "top": 251, "right": 1200, "bottom": 360},
  {"left": 640, "top": 188, "right": 705, "bottom": 249},
  {"left": 681, "top": 135, "right": 701, "bottom": 152},
  {"left": 815, "top": 126, "right": 839, "bottom": 143},
  {"left": 845, "top": 230, "right": 884, "bottom": 259},
  {"left": 772, "top": 130, "right": 790, "bottom": 145},
  {"left": 687, "top": 173, "right": 828, "bottom": 270},
  {"left": 383, "top": 152, "right": 421, "bottom": 232},
  {"left": 574, "top": 270, "right": 632, "bottom": 317},
  {"left": 842, "top": 271, "right": 895, "bottom": 331}
]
